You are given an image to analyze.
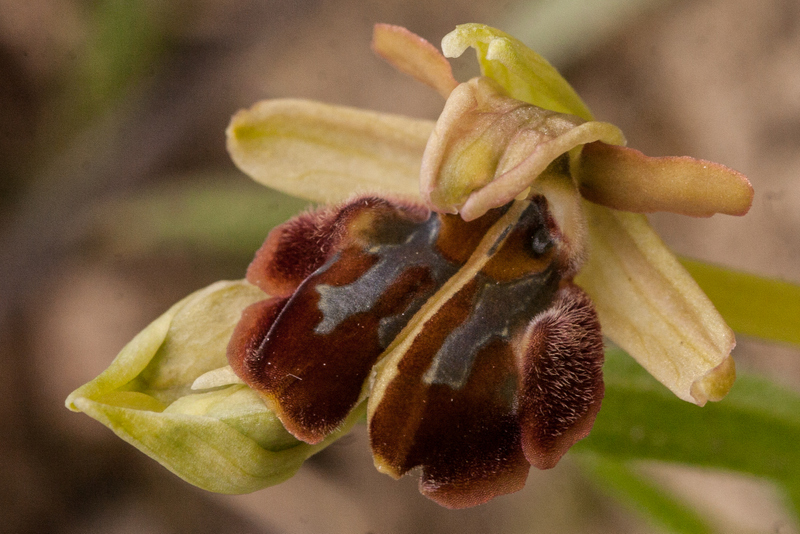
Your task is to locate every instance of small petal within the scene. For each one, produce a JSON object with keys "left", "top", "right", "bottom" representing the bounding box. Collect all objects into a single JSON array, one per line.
[
  {"left": 372, "top": 24, "right": 458, "bottom": 99},
  {"left": 192, "top": 366, "right": 244, "bottom": 389},
  {"left": 420, "top": 76, "right": 624, "bottom": 220},
  {"left": 163, "top": 385, "right": 299, "bottom": 452},
  {"left": 442, "top": 24, "right": 593, "bottom": 120},
  {"left": 227, "top": 99, "right": 432, "bottom": 203},
  {"left": 575, "top": 141, "right": 754, "bottom": 217},
  {"left": 67, "top": 280, "right": 360, "bottom": 493},
  {"left": 575, "top": 203, "right": 736, "bottom": 405}
]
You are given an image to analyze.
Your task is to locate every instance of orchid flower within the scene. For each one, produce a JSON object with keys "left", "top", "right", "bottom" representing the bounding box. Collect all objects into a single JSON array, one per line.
[{"left": 67, "top": 23, "right": 752, "bottom": 509}]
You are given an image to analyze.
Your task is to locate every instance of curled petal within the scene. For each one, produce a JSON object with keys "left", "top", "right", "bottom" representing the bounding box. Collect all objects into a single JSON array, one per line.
[
  {"left": 420, "top": 77, "right": 624, "bottom": 220},
  {"left": 459, "top": 120, "right": 624, "bottom": 221},
  {"left": 442, "top": 23, "right": 593, "bottom": 120},
  {"left": 372, "top": 24, "right": 458, "bottom": 99},
  {"left": 575, "top": 203, "right": 736, "bottom": 405},
  {"left": 575, "top": 141, "right": 754, "bottom": 217},
  {"left": 227, "top": 99, "right": 432, "bottom": 203}
]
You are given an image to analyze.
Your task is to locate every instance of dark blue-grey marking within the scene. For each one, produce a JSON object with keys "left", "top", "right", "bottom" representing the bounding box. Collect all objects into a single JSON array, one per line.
[
  {"left": 421, "top": 199, "right": 559, "bottom": 389},
  {"left": 313, "top": 216, "right": 457, "bottom": 340},
  {"left": 422, "top": 267, "right": 560, "bottom": 390}
]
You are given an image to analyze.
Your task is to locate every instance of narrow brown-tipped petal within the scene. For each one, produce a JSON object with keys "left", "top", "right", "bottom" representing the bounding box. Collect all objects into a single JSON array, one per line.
[
  {"left": 516, "top": 284, "right": 604, "bottom": 469},
  {"left": 575, "top": 141, "right": 754, "bottom": 217},
  {"left": 372, "top": 24, "right": 459, "bottom": 99},
  {"left": 227, "top": 99, "right": 432, "bottom": 204},
  {"left": 575, "top": 203, "right": 736, "bottom": 405}
]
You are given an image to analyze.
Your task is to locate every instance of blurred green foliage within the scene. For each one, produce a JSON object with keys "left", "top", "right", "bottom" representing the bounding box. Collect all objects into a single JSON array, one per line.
[
  {"left": 682, "top": 258, "right": 800, "bottom": 347},
  {"left": 577, "top": 348, "right": 800, "bottom": 532},
  {"left": 69, "top": 0, "right": 168, "bottom": 125}
]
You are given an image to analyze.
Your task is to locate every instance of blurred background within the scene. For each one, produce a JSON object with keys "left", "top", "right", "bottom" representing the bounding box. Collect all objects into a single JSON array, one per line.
[{"left": 1, "top": 0, "right": 799, "bottom": 532}]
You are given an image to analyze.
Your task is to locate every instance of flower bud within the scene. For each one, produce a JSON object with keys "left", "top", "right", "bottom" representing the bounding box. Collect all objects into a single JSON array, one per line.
[{"left": 66, "top": 280, "right": 360, "bottom": 493}]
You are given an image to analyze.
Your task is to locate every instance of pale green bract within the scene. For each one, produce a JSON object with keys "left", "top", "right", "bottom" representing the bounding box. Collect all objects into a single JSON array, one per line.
[{"left": 66, "top": 280, "right": 363, "bottom": 493}]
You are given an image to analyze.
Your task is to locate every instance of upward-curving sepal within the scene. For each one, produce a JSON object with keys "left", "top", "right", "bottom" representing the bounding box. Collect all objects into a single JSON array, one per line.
[{"left": 441, "top": 24, "right": 594, "bottom": 120}]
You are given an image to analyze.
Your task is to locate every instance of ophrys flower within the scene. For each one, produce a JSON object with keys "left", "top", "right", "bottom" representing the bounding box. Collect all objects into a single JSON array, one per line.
[
  {"left": 68, "top": 23, "right": 753, "bottom": 510},
  {"left": 223, "top": 24, "right": 752, "bottom": 507}
]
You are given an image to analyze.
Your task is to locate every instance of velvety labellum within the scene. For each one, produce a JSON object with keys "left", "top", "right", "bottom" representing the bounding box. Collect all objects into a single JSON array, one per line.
[{"left": 228, "top": 195, "right": 605, "bottom": 508}]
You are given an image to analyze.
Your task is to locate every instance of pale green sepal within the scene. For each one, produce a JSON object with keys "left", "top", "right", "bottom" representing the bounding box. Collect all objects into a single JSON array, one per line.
[
  {"left": 227, "top": 99, "right": 431, "bottom": 204},
  {"left": 164, "top": 385, "right": 298, "bottom": 451},
  {"left": 576, "top": 204, "right": 735, "bottom": 406},
  {"left": 66, "top": 279, "right": 358, "bottom": 494},
  {"left": 441, "top": 23, "right": 594, "bottom": 120},
  {"left": 71, "top": 394, "right": 306, "bottom": 493},
  {"left": 70, "top": 394, "right": 365, "bottom": 494}
]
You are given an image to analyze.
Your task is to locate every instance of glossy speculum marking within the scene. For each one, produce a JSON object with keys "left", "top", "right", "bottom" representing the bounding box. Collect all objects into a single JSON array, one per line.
[
  {"left": 313, "top": 213, "right": 456, "bottom": 346},
  {"left": 227, "top": 194, "right": 604, "bottom": 508}
]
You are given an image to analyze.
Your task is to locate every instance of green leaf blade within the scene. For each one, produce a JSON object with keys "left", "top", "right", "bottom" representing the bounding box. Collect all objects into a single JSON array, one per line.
[
  {"left": 681, "top": 258, "right": 800, "bottom": 347},
  {"left": 578, "top": 453, "right": 714, "bottom": 534},
  {"left": 577, "top": 349, "right": 800, "bottom": 520}
]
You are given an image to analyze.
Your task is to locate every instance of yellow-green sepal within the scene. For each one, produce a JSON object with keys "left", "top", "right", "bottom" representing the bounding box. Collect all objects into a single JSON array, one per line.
[{"left": 442, "top": 23, "right": 594, "bottom": 120}]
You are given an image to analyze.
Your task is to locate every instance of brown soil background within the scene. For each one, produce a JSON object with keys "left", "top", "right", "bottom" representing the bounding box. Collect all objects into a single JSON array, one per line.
[{"left": 1, "top": 0, "right": 798, "bottom": 532}]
